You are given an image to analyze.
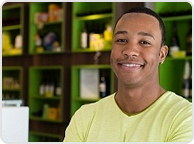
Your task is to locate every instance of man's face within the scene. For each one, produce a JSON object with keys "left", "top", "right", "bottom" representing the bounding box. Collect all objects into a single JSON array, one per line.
[{"left": 111, "top": 13, "right": 164, "bottom": 88}]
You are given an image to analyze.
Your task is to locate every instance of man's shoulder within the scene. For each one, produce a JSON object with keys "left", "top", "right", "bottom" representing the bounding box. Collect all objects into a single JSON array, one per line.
[
  {"left": 160, "top": 91, "right": 192, "bottom": 113},
  {"left": 164, "top": 91, "right": 191, "bottom": 105},
  {"left": 81, "top": 93, "right": 115, "bottom": 110},
  {"left": 72, "top": 93, "right": 116, "bottom": 123}
]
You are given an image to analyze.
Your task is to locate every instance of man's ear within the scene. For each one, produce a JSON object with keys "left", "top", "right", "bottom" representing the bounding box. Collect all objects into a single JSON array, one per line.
[{"left": 159, "top": 45, "right": 168, "bottom": 64}]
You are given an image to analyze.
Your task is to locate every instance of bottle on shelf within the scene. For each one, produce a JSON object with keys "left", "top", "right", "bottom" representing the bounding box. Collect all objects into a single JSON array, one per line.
[
  {"left": 99, "top": 70, "right": 110, "bottom": 98},
  {"left": 14, "top": 34, "right": 23, "bottom": 49},
  {"left": 42, "top": 103, "right": 49, "bottom": 119},
  {"left": 169, "top": 22, "right": 180, "bottom": 57},
  {"left": 55, "top": 80, "right": 62, "bottom": 96},
  {"left": 44, "top": 79, "right": 50, "bottom": 97},
  {"left": 103, "top": 24, "right": 113, "bottom": 49},
  {"left": 49, "top": 79, "right": 55, "bottom": 97},
  {"left": 99, "top": 76, "right": 107, "bottom": 98},
  {"left": 35, "top": 29, "right": 44, "bottom": 53},
  {"left": 182, "top": 61, "right": 191, "bottom": 98},
  {"left": 104, "top": 24, "right": 113, "bottom": 42},
  {"left": 81, "top": 28, "right": 88, "bottom": 49},
  {"left": 45, "top": 79, "right": 55, "bottom": 97},
  {"left": 39, "top": 79, "right": 45, "bottom": 96},
  {"left": 13, "top": 79, "right": 20, "bottom": 89}
]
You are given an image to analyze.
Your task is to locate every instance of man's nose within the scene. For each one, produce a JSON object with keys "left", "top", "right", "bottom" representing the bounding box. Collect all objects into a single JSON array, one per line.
[{"left": 122, "top": 42, "right": 139, "bottom": 58}]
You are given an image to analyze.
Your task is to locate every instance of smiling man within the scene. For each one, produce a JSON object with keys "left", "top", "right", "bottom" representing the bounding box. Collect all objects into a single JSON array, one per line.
[
  {"left": 111, "top": 8, "right": 168, "bottom": 115},
  {"left": 63, "top": 7, "right": 192, "bottom": 142}
]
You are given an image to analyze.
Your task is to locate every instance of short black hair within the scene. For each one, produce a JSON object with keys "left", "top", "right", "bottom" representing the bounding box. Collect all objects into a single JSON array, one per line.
[{"left": 114, "top": 7, "right": 166, "bottom": 46}]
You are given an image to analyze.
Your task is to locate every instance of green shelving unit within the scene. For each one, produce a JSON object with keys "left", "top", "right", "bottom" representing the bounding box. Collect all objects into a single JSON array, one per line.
[
  {"left": 155, "top": 2, "right": 192, "bottom": 102},
  {"left": 71, "top": 65, "right": 115, "bottom": 116},
  {"left": 2, "top": 66, "right": 23, "bottom": 100},
  {"left": 2, "top": 4, "right": 24, "bottom": 56},
  {"left": 72, "top": 2, "right": 115, "bottom": 52},
  {"left": 28, "top": 66, "right": 64, "bottom": 142},
  {"left": 29, "top": 2, "right": 66, "bottom": 54}
]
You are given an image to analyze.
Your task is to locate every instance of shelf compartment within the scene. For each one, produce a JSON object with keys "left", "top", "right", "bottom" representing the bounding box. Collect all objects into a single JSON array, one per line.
[
  {"left": 2, "top": 4, "right": 22, "bottom": 27},
  {"left": 72, "top": 2, "right": 114, "bottom": 52},
  {"left": 71, "top": 64, "right": 115, "bottom": 116},
  {"left": 29, "top": 2, "right": 65, "bottom": 54},
  {"left": 2, "top": 66, "right": 23, "bottom": 100},
  {"left": 2, "top": 4, "right": 24, "bottom": 56},
  {"left": 29, "top": 66, "right": 63, "bottom": 123}
]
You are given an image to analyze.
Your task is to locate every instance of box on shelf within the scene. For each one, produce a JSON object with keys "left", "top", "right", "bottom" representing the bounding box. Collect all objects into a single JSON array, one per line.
[{"left": 80, "top": 68, "right": 99, "bottom": 99}]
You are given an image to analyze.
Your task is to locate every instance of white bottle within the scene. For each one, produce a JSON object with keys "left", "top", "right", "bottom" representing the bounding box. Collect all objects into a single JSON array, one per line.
[
  {"left": 55, "top": 81, "right": 62, "bottom": 96},
  {"left": 81, "top": 28, "right": 88, "bottom": 48},
  {"left": 182, "top": 61, "right": 190, "bottom": 98},
  {"left": 39, "top": 80, "right": 45, "bottom": 96},
  {"left": 15, "top": 34, "right": 22, "bottom": 49}
]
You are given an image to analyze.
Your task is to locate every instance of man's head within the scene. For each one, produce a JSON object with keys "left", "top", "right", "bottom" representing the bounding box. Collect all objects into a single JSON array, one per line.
[
  {"left": 114, "top": 7, "right": 166, "bottom": 47},
  {"left": 111, "top": 6, "right": 168, "bottom": 88}
]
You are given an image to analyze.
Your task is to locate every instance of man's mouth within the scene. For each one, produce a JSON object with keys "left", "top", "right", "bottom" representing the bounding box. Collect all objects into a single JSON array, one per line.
[
  {"left": 118, "top": 62, "right": 144, "bottom": 72},
  {"left": 120, "top": 63, "right": 142, "bottom": 67}
]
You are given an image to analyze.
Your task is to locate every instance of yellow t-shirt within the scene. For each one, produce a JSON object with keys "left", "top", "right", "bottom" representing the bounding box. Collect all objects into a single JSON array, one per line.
[{"left": 64, "top": 91, "right": 192, "bottom": 142}]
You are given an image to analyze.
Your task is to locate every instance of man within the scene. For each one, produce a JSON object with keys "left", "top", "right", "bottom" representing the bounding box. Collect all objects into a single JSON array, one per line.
[{"left": 63, "top": 7, "right": 192, "bottom": 142}]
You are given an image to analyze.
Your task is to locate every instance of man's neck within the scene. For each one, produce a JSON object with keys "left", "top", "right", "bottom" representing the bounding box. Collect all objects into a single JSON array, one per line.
[{"left": 115, "top": 83, "right": 166, "bottom": 115}]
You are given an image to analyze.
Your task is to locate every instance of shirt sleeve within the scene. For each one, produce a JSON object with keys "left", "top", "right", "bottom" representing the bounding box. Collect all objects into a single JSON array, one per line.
[
  {"left": 167, "top": 103, "right": 192, "bottom": 142},
  {"left": 63, "top": 104, "right": 94, "bottom": 142},
  {"left": 63, "top": 107, "right": 85, "bottom": 142}
]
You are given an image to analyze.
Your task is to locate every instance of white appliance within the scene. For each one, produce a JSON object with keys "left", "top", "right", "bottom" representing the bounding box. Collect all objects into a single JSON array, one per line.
[{"left": 2, "top": 106, "right": 29, "bottom": 142}]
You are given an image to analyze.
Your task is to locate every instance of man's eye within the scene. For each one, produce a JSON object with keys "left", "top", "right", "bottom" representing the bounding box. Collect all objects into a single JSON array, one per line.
[
  {"left": 116, "top": 39, "right": 127, "bottom": 43},
  {"left": 140, "top": 41, "right": 150, "bottom": 45}
]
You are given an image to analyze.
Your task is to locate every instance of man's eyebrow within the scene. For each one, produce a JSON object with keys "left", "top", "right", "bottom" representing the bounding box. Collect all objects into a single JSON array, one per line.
[
  {"left": 138, "top": 31, "right": 155, "bottom": 40},
  {"left": 114, "top": 30, "right": 128, "bottom": 37},
  {"left": 114, "top": 31, "right": 155, "bottom": 40}
]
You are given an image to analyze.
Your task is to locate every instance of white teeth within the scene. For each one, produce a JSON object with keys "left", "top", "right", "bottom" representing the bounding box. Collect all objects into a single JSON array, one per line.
[{"left": 123, "top": 64, "right": 140, "bottom": 67}]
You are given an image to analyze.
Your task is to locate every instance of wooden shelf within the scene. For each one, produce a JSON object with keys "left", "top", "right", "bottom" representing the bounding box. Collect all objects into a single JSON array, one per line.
[
  {"left": 162, "top": 15, "right": 192, "bottom": 22},
  {"left": 76, "top": 13, "right": 113, "bottom": 21}
]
